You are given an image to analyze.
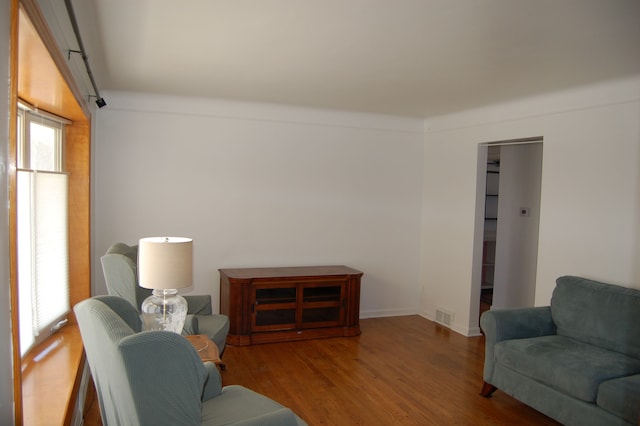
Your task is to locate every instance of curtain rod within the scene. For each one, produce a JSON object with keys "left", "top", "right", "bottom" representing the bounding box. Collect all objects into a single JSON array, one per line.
[{"left": 64, "top": 0, "right": 106, "bottom": 108}]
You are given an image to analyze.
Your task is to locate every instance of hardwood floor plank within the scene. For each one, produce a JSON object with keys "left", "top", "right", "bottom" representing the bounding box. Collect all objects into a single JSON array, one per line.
[{"left": 221, "top": 315, "right": 560, "bottom": 426}]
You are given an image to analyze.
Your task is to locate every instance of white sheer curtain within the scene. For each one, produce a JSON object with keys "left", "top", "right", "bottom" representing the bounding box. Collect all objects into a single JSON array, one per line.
[{"left": 17, "top": 170, "right": 69, "bottom": 355}]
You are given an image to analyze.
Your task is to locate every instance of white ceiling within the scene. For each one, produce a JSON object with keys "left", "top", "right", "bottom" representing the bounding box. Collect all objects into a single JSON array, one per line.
[{"left": 50, "top": 0, "right": 640, "bottom": 117}]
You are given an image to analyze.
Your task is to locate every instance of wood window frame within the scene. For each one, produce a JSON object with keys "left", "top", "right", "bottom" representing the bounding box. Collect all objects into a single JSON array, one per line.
[{"left": 10, "top": 0, "right": 92, "bottom": 423}]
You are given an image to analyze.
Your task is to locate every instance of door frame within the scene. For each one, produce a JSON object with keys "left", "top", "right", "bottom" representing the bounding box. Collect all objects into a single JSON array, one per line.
[{"left": 470, "top": 138, "right": 543, "bottom": 332}]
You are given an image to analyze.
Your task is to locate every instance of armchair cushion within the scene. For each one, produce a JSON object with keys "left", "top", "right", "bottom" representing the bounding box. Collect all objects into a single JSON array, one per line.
[
  {"left": 201, "top": 386, "right": 303, "bottom": 426},
  {"left": 226, "top": 408, "right": 304, "bottom": 426},
  {"left": 597, "top": 375, "right": 640, "bottom": 423}
]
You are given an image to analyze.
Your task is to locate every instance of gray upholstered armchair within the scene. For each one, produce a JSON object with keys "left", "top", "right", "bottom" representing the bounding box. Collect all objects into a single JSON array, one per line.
[
  {"left": 101, "top": 242, "right": 230, "bottom": 355},
  {"left": 74, "top": 296, "right": 307, "bottom": 425}
]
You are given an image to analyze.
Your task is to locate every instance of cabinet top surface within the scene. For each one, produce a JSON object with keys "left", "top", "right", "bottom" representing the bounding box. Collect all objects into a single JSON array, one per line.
[{"left": 219, "top": 265, "right": 363, "bottom": 279}]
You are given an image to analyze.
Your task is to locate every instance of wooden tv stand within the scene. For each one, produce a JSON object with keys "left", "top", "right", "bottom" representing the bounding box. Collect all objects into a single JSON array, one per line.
[{"left": 219, "top": 265, "right": 363, "bottom": 346}]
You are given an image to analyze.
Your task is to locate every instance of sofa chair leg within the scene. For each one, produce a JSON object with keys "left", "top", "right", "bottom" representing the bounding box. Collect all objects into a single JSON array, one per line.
[{"left": 480, "top": 381, "right": 497, "bottom": 397}]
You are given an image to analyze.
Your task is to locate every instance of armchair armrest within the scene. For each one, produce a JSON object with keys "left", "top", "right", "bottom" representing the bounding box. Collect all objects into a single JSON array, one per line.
[
  {"left": 481, "top": 306, "right": 556, "bottom": 343},
  {"left": 480, "top": 306, "right": 556, "bottom": 382},
  {"left": 184, "top": 295, "right": 213, "bottom": 315},
  {"left": 183, "top": 315, "right": 199, "bottom": 335},
  {"left": 118, "top": 331, "right": 210, "bottom": 424},
  {"left": 202, "top": 362, "right": 222, "bottom": 401}
]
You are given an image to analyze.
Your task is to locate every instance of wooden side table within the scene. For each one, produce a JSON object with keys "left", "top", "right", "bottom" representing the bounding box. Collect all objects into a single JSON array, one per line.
[{"left": 185, "top": 334, "right": 223, "bottom": 365}]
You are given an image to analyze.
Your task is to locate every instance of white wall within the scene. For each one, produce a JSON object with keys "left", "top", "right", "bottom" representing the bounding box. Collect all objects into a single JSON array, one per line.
[
  {"left": 420, "top": 76, "right": 640, "bottom": 336},
  {"left": 0, "top": 0, "right": 15, "bottom": 420},
  {"left": 92, "top": 78, "right": 640, "bottom": 337},
  {"left": 93, "top": 92, "right": 424, "bottom": 318}
]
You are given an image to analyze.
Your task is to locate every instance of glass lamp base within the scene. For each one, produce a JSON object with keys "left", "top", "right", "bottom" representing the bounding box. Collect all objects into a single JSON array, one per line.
[{"left": 141, "top": 289, "right": 187, "bottom": 333}]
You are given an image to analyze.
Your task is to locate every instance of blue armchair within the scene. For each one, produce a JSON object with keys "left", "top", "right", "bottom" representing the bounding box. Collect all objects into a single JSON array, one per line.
[
  {"left": 74, "top": 295, "right": 307, "bottom": 425},
  {"left": 101, "top": 242, "right": 229, "bottom": 355}
]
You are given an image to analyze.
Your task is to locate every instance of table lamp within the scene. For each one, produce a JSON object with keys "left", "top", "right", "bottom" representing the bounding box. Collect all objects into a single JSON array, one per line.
[{"left": 138, "top": 237, "right": 192, "bottom": 333}]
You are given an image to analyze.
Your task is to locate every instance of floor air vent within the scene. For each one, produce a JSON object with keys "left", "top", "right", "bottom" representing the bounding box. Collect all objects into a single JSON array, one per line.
[{"left": 435, "top": 308, "right": 454, "bottom": 327}]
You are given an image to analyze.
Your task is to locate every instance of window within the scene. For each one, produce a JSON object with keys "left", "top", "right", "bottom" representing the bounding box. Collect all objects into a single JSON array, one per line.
[{"left": 17, "top": 105, "right": 70, "bottom": 356}]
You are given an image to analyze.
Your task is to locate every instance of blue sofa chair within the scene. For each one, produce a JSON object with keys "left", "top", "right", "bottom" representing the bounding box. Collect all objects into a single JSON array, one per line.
[
  {"left": 481, "top": 276, "right": 640, "bottom": 425},
  {"left": 74, "top": 295, "right": 307, "bottom": 425},
  {"left": 101, "top": 242, "right": 230, "bottom": 355}
]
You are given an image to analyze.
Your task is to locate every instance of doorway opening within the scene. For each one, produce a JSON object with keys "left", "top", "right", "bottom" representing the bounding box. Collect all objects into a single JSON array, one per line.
[{"left": 473, "top": 138, "right": 543, "bottom": 327}]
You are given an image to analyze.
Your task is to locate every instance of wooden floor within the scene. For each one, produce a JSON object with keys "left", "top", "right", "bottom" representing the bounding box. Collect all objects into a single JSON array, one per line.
[{"left": 84, "top": 315, "right": 560, "bottom": 425}]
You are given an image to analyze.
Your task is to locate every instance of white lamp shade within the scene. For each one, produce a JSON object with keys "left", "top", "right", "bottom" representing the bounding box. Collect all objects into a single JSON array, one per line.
[{"left": 138, "top": 237, "right": 193, "bottom": 290}]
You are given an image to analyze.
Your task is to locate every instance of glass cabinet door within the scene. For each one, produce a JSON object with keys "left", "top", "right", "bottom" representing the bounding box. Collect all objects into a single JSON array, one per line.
[
  {"left": 301, "top": 283, "right": 344, "bottom": 328},
  {"left": 253, "top": 286, "right": 297, "bottom": 330}
]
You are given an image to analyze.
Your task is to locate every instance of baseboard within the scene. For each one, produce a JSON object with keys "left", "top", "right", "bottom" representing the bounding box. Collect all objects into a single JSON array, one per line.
[
  {"left": 360, "top": 308, "right": 418, "bottom": 319},
  {"left": 417, "top": 311, "right": 482, "bottom": 337},
  {"left": 361, "top": 309, "right": 483, "bottom": 337}
]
